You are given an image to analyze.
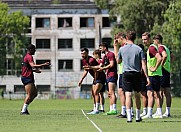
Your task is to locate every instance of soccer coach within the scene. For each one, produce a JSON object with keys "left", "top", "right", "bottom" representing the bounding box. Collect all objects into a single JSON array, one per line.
[{"left": 116, "top": 31, "right": 150, "bottom": 123}]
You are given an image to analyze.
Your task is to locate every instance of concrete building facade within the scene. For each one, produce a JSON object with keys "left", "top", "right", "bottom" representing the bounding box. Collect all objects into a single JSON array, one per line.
[{"left": 0, "top": 0, "right": 116, "bottom": 99}]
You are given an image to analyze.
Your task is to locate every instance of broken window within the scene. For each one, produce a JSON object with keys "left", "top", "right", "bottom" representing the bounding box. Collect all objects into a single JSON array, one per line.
[
  {"left": 58, "top": 18, "right": 72, "bottom": 27},
  {"left": 58, "top": 60, "right": 73, "bottom": 70}
]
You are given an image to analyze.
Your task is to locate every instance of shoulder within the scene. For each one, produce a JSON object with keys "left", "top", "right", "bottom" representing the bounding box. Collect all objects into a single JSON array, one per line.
[
  {"left": 149, "top": 45, "right": 157, "bottom": 51},
  {"left": 107, "top": 51, "right": 115, "bottom": 57},
  {"left": 25, "top": 53, "right": 33, "bottom": 59}
]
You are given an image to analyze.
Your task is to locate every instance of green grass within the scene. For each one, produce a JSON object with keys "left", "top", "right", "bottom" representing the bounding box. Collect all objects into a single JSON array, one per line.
[{"left": 0, "top": 98, "right": 181, "bottom": 132}]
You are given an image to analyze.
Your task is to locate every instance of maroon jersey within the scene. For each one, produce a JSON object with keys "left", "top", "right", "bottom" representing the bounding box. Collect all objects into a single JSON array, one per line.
[
  {"left": 21, "top": 53, "right": 34, "bottom": 79},
  {"left": 82, "top": 56, "right": 105, "bottom": 80},
  {"left": 102, "top": 51, "right": 117, "bottom": 78},
  {"left": 149, "top": 46, "right": 159, "bottom": 58},
  {"left": 158, "top": 45, "right": 166, "bottom": 56}
]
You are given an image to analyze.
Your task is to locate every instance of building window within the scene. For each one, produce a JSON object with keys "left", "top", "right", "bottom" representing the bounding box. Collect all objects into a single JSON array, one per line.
[
  {"left": 102, "top": 38, "right": 113, "bottom": 48},
  {"left": 36, "top": 18, "right": 50, "bottom": 28},
  {"left": 102, "top": 17, "right": 117, "bottom": 27},
  {"left": 0, "top": 85, "right": 6, "bottom": 92},
  {"left": 36, "top": 85, "right": 50, "bottom": 92},
  {"left": 80, "top": 17, "right": 94, "bottom": 28},
  {"left": 36, "top": 60, "right": 51, "bottom": 70},
  {"left": 36, "top": 39, "right": 50, "bottom": 49},
  {"left": 58, "top": 18, "right": 72, "bottom": 28},
  {"left": 6, "top": 59, "right": 15, "bottom": 75},
  {"left": 80, "top": 39, "right": 95, "bottom": 48},
  {"left": 14, "top": 85, "right": 25, "bottom": 93},
  {"left": 58, "top": 39, "right": 72, "bottom": 49},
  {"left": 27, "top": 16, "right": 31, "bottom": 33},
  {"left": 58, "top": 60, "right": 73, "bottom": 71}
]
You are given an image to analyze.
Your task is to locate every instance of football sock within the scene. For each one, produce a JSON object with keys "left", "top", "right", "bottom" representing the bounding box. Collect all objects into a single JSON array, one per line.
[
  {"left": 112, "top": 104, "right": 117, "bottom": 110},
  {"left": 21, "top": 103, "right": 28, "bottom": 112},
  {"left": 142, "top": 107, "right": 147, "bottom": 114},
  {"left": 126, "top": 109, "right": 132, "bottom": 121},
  {"left": 121, "top": 106, "right": 126, "bottom": 115},
  {"left": 147, "top": 107, "right": 153, "bottom": 116},
  {"left": 136, "top": 109, "right": 140, "bottom": 120},
  {"left": 166, "top": 107, "right": 170, "bottom": 114}
]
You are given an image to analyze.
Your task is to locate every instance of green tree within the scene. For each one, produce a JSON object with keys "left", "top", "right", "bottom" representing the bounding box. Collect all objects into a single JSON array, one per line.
[
  {"left": 109, "top": 0, "right": 170, "bottom": 38},
  {"left": 159, "top": 0, "right": 181, "bottom": 96},
  {"left": 94, "top": 0, "right": 109, "bottom": 9},
  {"left": 0, "top": 2, "right": 30, "bottom": 76}
]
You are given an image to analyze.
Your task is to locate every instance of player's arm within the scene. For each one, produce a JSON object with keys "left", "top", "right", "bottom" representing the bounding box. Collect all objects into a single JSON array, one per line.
[
  {"left": 78, "top": 70, "right": 88, "bottom": 87},
  {"left": 116, "top": 48, "right": 122, "bottom": 64},
  {"left": 29, "top": 61, "right": 50, "bottom": 68},
  {"left": 160, "top": 50, "right": 167, "bottom": 66},
  {"left": 141, "top": 59, "right": 150, "bottom": 86},
  {"left": 113, "top": 38, "right": 120, "bottom": 58},
  {"left": 101, "top": 60, "right": 114, "bottom": 70},
  {"left": 150, "top": 53, "right": 162, "bottom": 72}
]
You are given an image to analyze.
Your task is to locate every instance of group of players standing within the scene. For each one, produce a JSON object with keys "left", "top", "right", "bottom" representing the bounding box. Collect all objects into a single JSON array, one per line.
[{"left": 79, "top": 31, "right": 174, "bottom": 123}]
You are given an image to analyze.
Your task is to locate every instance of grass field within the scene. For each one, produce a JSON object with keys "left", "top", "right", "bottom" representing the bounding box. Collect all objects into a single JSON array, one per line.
[{"left": 0, "top": 98, "right": 181, "bottom": 132}]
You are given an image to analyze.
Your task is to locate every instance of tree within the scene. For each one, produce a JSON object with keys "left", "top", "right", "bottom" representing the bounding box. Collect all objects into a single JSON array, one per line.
[
  {"left": 109, "top": 0, "right": 170, "bottom": 38},
  {"left": 0, "top": 2, "right": 30, "bottom": 76},
  {"left": 159, "top": 0, "right": 181, "bottom": 96}
]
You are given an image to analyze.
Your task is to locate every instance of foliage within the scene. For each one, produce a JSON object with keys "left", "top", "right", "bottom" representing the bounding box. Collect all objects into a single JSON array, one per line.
[
  {"left": 160, "top": 0, "right": 181, "bottom": 96},
  {"left": 0, "top": 2, "right": 30, "bottom": 76},
  {"left": 109, "top": 0, "right": 170, "bottom": 38},
  {"left": 52, "top": 0, "right": 61, "bottom": 4},
  {"left": 94, "top": 0, "right": 109, "bottom": 9}
]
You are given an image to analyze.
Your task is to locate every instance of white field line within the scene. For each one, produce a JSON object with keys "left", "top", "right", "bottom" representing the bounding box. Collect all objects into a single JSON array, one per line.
[{"left": 81, "top": 109, "right": 102, "bottom": 132}]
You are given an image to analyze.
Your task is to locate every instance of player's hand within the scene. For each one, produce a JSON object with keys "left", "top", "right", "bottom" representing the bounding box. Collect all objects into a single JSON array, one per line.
[
  {"left": 113, "top": 39, "right": 119, "bottom": 47},
  {"left": 83, "top": 65, "right": 91, "bottom": 70},
  {"left": 97, "top": 67, "right": 103, "bottom": 72},
  {"left": 44, "top": 62, "right": 50, "bottom": 66},
  {"left": 35, "top": 68, "right": 41, "bottom": 73},
  {"left": 149, "top": 67, "right": 156, "bottom": 72},
  {"left": 78, "top": 79, "right": 83, "bottom": 87},
  {"left": 146, "top": 77, "right": 151, "bottom": 86}
]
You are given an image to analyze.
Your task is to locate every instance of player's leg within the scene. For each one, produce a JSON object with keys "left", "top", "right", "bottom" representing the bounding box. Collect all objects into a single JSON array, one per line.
[
  {"left": 140, "top": 77, "right": 148, "bottom": 117},
  {"left": 99, "top": 91, "right": 105, "bottom": 112},
  {"left": 106, "top": 82, "right": 117, "bottom": 115},
  {"left": 163, "top": 87, "right": 172, "bottom": 117},
  {"left": 125, "top": 92, "right": 132, "bottom": 122},
  {"left": 142, "top": 90, "right": 154, "bottom": 119},
  {"left": 116, "top": 88, "right": 126, "bottom": 118},
  {"left": 140, "top": 91, "right": 148, "bottom": 117},
  {"left": 87, "top": 83, "right": 102, "bottom": 114},
  {"left": 21, "top": 83, "right": 37, "bottom": 115},
  {"left": 116, "top": 74, "right": 126, "bottom": 118},
  {"left": 134, "top": 92, "right": 142, "bottom": 122}
]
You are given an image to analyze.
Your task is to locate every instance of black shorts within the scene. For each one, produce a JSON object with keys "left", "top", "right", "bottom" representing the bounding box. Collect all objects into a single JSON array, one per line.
[
  {"left": 100, "top": 84, "right": 106, "bottom": 92},
  {"left": 160, "top": 68, "right": 170, "bottom": 88},
  {"left": 147, "top": 76, "right": 160, "bottom": 92},
  {"left": 105, "top": 76, "right": 118, "bottom": 91},
  {"left": 141, "top": 76, "right": 147, "bottom": 92},
  {"left": 21, "top": 76, "right": 34, "bottom": 85},
  {"left": 118, "top": 74, "right": 123, "bottom": 88},
  {"left": 122, "top": 71, "right": 141, "bottom": 92},
  {"left": 93, "top": 79, "right": 106, "bottom": 92}
]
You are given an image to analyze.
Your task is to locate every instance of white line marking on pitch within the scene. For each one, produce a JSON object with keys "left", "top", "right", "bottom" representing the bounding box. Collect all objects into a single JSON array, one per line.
[{"left": 81, "top": 109, "right": 102, "bottom": 132}]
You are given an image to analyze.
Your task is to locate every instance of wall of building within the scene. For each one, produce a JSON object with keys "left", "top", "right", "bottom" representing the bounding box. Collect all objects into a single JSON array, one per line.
[{"left": 0, "top": 1, "right": 114, "bottom": 98}]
